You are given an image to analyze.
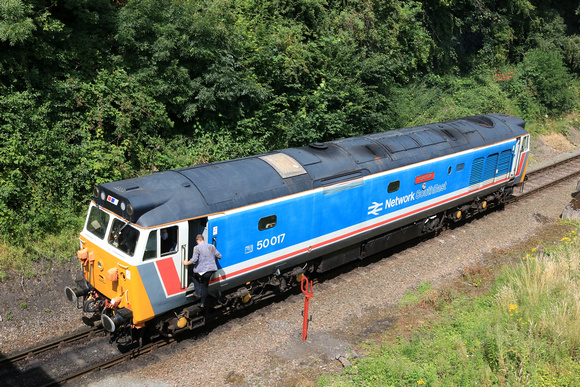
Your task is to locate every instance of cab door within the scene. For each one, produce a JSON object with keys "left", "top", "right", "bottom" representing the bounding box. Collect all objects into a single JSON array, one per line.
[
  {"left": 143, "top": 222, "right": 189, "bottom": 294},
  {"left": 511, "top": 135, "right": 529, "bottom": 178}
]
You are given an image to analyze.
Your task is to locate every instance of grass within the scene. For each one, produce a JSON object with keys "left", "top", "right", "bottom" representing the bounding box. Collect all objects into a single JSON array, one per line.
[
  {"left": 399, "top": 281, "right": 434, "bottom": 308},
  {"left": 0, "top": 223, "right": 81, "bottom": 280},
  {"left": 320, "top": 227, "right": 580, "bottom": 386}
]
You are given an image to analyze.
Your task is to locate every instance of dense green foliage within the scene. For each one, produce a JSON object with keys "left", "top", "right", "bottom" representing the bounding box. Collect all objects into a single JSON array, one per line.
[
  {"left": 321, "top": 229, "right": 580, "bottom": 386},
  {"left": 1, "top": 0, "right": 579, "bottom": 273}
]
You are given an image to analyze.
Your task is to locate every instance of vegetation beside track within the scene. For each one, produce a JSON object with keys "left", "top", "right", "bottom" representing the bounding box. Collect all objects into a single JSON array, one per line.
[{"left": 320, "top": 225, "right": 580, "bottom": 386}]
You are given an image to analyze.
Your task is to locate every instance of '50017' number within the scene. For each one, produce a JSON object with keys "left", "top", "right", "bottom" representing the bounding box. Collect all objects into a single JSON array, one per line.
[{"left": 257, "top": 233, "right": 286, "bottom": 250}]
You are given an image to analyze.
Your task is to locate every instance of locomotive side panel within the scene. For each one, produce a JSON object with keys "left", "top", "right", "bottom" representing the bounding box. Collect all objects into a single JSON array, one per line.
[
  {"left": 208, "top": 190, "right": 317, "bottom": 292},
  {"left": 207, "top": 136, "right": 523, "bottom": 293}
]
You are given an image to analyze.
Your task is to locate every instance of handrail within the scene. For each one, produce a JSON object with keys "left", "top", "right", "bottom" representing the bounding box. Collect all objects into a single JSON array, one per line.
[{"left": 181, "top": 244, "right": 187, "bottom": 289}]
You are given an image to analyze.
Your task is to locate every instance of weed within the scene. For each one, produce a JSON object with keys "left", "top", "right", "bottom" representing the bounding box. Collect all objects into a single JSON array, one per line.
[
  {"left": 399, "top": 282, "right": 432, "bottom": 307},
  {"left": 462, "top": 265, "right": 491, "bottom": 287},
  {"left": 399, "top": 289, "right": 419, "bottom": 307},
  {"left": 0, "top": 222, "right": 81, "bottom": 280},
  {"left": 416, "top": 281, "right": 432, "bottom": 294},
  {"left": 20, "top": 302, "right": 27, "bottom": 309}
]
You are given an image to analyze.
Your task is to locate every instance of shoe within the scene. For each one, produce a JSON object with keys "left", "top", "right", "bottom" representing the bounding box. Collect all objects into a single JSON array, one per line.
[
  {"left": 186, "top": 289, "right": 200, "bottom": 300},
  {"left": 187, "top": 293, "right": 200, "bottom": 300}
]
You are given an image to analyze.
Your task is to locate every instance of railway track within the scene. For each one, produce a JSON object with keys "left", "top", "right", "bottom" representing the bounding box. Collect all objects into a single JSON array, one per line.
[
  {"left": 0, "top": 326, "right": 102, "bottom": 365},
  {"left": 0, "top": 322, "right": 179, "bottom": 387},
  {"left": 2, "top": 152, "right": 579, "bottom": 386},
  {"left": 0, "top": 326, "right": 107, "bottom": 386},
  {"left": 511, "top": 152, "right": 580, "bottom": 201},
  {"left": 43, "top": 337, "right": 176, "bottom": 387}
]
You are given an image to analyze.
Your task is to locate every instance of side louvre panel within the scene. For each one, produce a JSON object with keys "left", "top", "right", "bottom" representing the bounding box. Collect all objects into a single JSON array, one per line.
[{"left": 469, "top": 157, "right": 484, "bottom": 185}]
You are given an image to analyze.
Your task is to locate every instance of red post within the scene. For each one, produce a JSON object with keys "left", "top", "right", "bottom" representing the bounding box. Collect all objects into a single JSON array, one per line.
[{"left": 301, "top": 276, "right": 314, "bottom": 341}]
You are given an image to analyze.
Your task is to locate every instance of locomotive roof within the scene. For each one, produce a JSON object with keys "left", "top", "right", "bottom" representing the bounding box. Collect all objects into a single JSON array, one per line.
[{"left": 95, "top": 114, "right": 526, "bottom": 227}]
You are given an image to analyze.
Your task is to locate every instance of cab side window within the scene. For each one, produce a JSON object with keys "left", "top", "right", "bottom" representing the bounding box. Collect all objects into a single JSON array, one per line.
[
  {"left": 161, "top": 226, "right": 178, "bottom": 255},
  {"left": 143, "top": 226, "right": 178, "bottom": 261}
]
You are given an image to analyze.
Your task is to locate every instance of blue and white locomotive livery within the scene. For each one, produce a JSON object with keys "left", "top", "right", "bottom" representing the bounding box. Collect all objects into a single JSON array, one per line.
[{"left": 65, "top": 114, "right": 529, "bottom": 338}]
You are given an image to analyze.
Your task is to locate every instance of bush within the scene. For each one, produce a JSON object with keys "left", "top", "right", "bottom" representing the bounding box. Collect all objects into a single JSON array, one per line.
[
  {"left": 393, "top": 72, "right": 519, "bottom": 127},
  {"left": 0, "top": 69, "right": 173, "bottom": 243},
  {"left": 509, "top": 49, "right": 577, "bottom": 117}
]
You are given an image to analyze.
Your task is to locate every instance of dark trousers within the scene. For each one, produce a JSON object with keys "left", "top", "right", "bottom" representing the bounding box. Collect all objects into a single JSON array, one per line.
[{"left": 192, "top": 271, "right": 215, "bottom": 305}]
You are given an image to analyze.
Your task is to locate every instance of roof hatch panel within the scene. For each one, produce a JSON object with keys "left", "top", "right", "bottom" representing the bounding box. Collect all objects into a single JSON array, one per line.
[{"left": 259, "top": 153, "right": 307, "bottom": 178}]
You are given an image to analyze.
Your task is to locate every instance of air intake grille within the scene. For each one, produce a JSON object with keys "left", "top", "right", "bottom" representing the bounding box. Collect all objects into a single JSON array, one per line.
[{"left": 469, "top": 157, "right": 484, "bottom": 185}]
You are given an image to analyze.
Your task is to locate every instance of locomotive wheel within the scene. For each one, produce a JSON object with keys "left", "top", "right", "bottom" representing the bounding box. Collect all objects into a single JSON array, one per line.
[{"left": 83, "top": 298, "right": 98, "bottom": 313}]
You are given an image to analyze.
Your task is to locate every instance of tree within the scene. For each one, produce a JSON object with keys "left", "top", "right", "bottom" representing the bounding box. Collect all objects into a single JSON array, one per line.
[
  {"left": 0, "top": 0, "right": 116, "bottom": 90},
  {"left": 115, "top": 0, "right": 270, "bottom": 131}
]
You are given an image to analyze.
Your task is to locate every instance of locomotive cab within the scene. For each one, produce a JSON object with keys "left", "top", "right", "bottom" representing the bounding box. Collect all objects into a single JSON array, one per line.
[{"left": 66, "top": 201, "right": 204, "bottom": 335}]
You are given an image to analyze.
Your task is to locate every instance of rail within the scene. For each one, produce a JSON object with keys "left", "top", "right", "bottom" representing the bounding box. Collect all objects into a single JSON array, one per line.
[
  {"left": 511, "top": 152, "right": 580, "bottom": 201},
  {"left": 0, "top": 326, "right": 102, "bottom": 366}
]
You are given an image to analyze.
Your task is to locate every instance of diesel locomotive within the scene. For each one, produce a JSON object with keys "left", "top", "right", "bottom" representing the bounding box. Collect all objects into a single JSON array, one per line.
[{"left": 65, "top": 114, "right": 529, "bottom": 341}]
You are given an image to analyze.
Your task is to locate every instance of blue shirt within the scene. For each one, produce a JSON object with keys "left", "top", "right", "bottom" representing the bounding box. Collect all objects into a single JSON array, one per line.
[{"left": 190, "top": 242, "right": 221, "bottom": 273}]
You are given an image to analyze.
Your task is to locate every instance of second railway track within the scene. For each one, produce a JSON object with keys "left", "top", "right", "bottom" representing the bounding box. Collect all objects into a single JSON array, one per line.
[{"left": 512, "top": 151, "right": 580, "bottom": 201}]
